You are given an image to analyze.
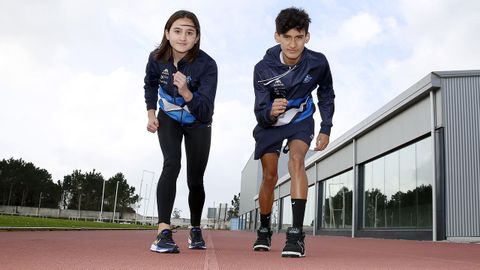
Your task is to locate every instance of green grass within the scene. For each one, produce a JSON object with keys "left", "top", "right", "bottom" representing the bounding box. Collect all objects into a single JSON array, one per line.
[{"left": 0, "top": 215, "right": 155, "bottom": 229}]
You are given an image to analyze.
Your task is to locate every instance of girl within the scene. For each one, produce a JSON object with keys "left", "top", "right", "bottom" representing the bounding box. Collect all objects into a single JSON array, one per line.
[{"left": 144, "top": 10, "right": 218, "bottom": 253}]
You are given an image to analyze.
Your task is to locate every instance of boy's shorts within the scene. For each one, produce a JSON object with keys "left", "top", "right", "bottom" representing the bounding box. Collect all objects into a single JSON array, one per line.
[{"left": 253, "top": 117, "right": 314, "bottom": 160}]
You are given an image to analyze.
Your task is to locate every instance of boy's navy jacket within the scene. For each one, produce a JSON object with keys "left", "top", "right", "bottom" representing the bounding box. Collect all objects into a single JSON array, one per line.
[
  {"left": 144, "top": 49, "right": 218, "bottom": 128},
  {"left": 253, "top": 44, "right": 335, "bottom": 135}
]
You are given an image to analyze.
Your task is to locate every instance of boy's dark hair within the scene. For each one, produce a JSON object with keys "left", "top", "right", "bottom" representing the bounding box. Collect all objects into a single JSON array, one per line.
[
  {"left": 275, "top": 7, "right": 311, "bottom": 34},
  {"left": 155, "top": 10, "right": 201, "bottom": 63}
]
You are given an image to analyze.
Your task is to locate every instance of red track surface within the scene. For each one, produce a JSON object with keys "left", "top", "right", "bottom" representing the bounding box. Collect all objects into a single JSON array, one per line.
[{"left": 1, "top": 229, "right": 479, "bottom": 269}]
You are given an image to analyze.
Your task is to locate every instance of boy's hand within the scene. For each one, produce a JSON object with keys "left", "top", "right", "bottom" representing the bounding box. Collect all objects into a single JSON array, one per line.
[
  {"left": 270, "top": 98, "right": 288, "bottom": 118},
  {"left": 314, "top": 132, "right": 329, "bottom": 151}
]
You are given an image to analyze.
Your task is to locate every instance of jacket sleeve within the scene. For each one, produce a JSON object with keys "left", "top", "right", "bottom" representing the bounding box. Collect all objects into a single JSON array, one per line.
[
  {"left": 253, "top": 66, "right": 276, "bottom": 128},
  {"left": 316, "top": 57, "right": 335, "bottom": 135},
  {"left": 144, "top": 52, "right": 159, "bottom": 111},
  {"left": 185, "top": 58, "right": 218, "bottom": 124}
]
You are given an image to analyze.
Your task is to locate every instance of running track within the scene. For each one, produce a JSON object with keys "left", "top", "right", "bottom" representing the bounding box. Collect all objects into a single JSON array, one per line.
[{"left": 1, "top": 229, "right": 479, "bottom": 269}]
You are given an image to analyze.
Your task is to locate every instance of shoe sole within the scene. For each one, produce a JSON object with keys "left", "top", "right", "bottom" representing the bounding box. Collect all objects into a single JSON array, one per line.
[
  {"left": 281, "top": 251, "right": 305, "bottom": 258},
  {"left": 189, "top": 245, "right": 207, "bottom": 249},
  {"left": 150, "top": 244, "right": 180, "bottom": 253},
  {"left": 253, "top": 244, "right": 271, "bottom": 251},
  {"left": 188, "top": 238, "right": 207, "bottom": 249}
]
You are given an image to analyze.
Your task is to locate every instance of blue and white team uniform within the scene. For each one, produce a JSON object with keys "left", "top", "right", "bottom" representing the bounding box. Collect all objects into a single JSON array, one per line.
[
  {"left": 253, "top": 44, "right": 335, "bottom": 159},
  {"left": 144, "top": 49, "right": 217, "bottom": 248},
  {"left": 144, "top": 50, "right": 218, "bottom": 127}
]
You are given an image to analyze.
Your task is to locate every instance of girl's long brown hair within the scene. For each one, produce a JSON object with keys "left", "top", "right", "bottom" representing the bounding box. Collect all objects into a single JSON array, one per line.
[{"left": 154, "top": 10, "right": 201, "bottom": 63}]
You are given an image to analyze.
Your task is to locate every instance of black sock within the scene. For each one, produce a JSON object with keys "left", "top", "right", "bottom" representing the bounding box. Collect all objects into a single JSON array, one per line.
[
  {"left": 260, "top": 213, "right": 271, "bottom": 228},
  {"left": 291, "top": 199, "right": 306, "bottom": 228}
]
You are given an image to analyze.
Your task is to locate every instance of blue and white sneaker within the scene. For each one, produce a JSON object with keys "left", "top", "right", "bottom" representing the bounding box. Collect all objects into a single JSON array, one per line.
[
  {"left": 188, "top": 227, "right": 206, "bottom": 249},
  {"left": 150, "top": 229, "right": 180, "bottom": 253}
]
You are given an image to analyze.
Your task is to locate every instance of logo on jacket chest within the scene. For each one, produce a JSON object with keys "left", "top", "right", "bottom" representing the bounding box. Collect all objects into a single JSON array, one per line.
[
  {"left": 303, "top": 74, "right": 312, "bottom": 83},
  {"left": 272, "top": 79, "right": 286, "bottom": 98},
  {"left": 159, "top": 68, "right": 169, "bottom": 85}
]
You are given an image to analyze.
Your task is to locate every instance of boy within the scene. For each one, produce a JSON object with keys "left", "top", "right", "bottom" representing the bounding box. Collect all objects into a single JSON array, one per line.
[{"left": 252, "top": 7, "right": 335, "bottom": 258}]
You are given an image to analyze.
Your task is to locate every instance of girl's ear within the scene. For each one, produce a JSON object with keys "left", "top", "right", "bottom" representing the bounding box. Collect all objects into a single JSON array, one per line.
[
  {"left": 195, "top": 35, "right": 200, "bottom": 44},
  {"left": 165, "top": 29, "right": 170, "bottom": 40}
]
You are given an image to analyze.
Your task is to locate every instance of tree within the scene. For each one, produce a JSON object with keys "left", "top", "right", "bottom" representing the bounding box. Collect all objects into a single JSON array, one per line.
[
  {"left": 0, "top": 158, "right": 61, "bottom": 208},
  {"left": 104, "top": 173, "right": 139, "bottom": 215},
  {"left": 61, "top": 169, "right": 88, "bottom": 210},
  {"left": 61, "top": 170, "right": 139, "bottom": 215},
  {"left": 172, "top": 208, "right": 182, "bottom": 219},
  {"left": 227, "top": 192, "right": 240, "bottom": 220}
]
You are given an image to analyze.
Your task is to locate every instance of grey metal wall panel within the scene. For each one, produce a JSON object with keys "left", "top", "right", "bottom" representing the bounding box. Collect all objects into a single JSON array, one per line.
[
  {"left": 274, "top": 187, "right": 279, "bottom": 200},
  {"left": 442, "top": 76, "right": 480, "bottom": 237},
  {"left": 279, "top": 181, "right": 291, "bottom": 198},
  {"left": 356, "top": 97, "right": 431, "bottom": 163},
  {"left": 316, "top": 143, "right": 353, "bottom": 181},
  {"left": 240, "top": 154, "right": 260, "bottom": 215},
  {"left": 306, "top": 165, "right": 316, "bottom": 185},
  {"left": 435, "top": 90, "right": 443, "bottom": 127}
]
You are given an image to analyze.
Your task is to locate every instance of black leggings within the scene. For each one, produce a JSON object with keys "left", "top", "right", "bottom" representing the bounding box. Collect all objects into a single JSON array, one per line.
[{"left": 156, "top": 110, "right": 211, "bottom": 226}]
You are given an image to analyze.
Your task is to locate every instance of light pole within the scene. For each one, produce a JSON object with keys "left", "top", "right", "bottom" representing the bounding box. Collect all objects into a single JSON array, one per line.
[
  {"left": 99, "top": 179, "right": 106, "bottom": 221},
  {"left": 112, "top": 181, "right": 119, "bottom": 223},
  {"left": 78, "top": 194, "right": 82, "bottom": 219},
  {"left": 151, "top": 181, "right": 157, "bottom": 223},
  {"left": 146, "top": 172, "right": 155, "bottom": 223},
  {"left": 143, "top": 184, "right": 149, "bottom": 219},
  {"left": 136, "top": 170, "right": 154, "bottom": 224},
  {"left": 37, "top": 192, "right": 43, "bottom": 216}
]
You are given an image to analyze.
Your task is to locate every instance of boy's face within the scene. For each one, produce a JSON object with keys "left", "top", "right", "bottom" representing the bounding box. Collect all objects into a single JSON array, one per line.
[{"left": 275, "top": 28, "right": 310, "bottom": 65}]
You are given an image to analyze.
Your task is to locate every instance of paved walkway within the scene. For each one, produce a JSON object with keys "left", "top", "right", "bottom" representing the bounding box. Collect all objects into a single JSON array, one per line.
[{"left": 1, "top": 229, "right": 479, "bottom": 269}]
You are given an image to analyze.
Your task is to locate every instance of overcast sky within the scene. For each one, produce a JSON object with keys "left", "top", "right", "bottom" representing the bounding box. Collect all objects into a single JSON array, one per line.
[{"left": 1, "top": 0, "right": 479, "bottom": 219}]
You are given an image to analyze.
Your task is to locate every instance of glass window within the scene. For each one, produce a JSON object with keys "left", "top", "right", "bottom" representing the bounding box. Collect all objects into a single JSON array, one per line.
[
  {"left": 364, "top": 159, "right": 387, "bottom": 228},
  {"left": 399, "top": 144, "right": 417, "bottom": 227},
  {"left": 271, "top": 199, "right": 279, "bottom": 230},
  {"left": 249, "top": 210, "right": 254, "bottom": 230},
  {"left": 322, "top": 170, "right": 353, "bottom": 229},
  {"left": 303, "top": 185, "right": 316, "bottom": 229},
  {"left": 363, "top": 137, "right": 433, "bottom": 229},
  {"left": 281, "top": 195, "right": 292, "bottom": 230},
  {"left": 416, "top": 137, "right": 432, "bottom": 227},
  {"left": 385, "top": 151, "right": 400, "bottom": 227}
]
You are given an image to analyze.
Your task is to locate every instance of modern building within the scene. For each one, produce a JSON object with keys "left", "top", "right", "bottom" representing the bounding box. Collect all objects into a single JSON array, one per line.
[{"left": 239, "top": 70, "right": 480, "bottom": 241}]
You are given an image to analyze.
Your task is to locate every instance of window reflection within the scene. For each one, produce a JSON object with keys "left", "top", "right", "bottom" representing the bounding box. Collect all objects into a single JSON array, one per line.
[
  {"left": 249, "top": 210, "right": 254, "bottom": 230},
  {"left": 303, "top": 185, "right": 316, "bottom": 229},
  {"left": 281, "top": 195, "right": 292, "bottom": 229},
  {"left": 271, "top": 199, "right": 279, "bottom": 230},
  {"left": 363, "top": 137, "right": 432, "bottom": 228},
  {"left": 322, "top": 170, "right": 353, "bottom": 228}
]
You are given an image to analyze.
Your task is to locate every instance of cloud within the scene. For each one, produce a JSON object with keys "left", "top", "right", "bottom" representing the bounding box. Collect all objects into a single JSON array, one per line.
[
  {"left": 385, "top": 0, "right": 480, "bottom": 92},
  {"left": 337, "top": 12, "right": 383, "bottom": 47}
]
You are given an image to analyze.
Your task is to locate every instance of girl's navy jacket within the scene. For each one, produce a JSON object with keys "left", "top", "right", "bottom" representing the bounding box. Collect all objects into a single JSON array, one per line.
[
  {"left": 144, "top": 50, "right": 218, "bottom": 128},
  {"left": 253, "top": 44, "right": 335, "bottom": 136}
]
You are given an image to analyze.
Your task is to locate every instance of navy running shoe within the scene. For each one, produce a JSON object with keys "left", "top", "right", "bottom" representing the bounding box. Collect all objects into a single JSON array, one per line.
[
  {"left": 150, "top": 229, "right": 180, "bottom": 253},
  {"left": 188, "top": 227, "right": 206, "bottom": 249}
]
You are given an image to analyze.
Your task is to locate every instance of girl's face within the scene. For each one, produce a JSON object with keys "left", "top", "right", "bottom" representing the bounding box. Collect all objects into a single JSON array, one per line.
[
  {"left": 165, "top": 18, "right": 199, "bottom": 58},
  {"left": 275, "top": 28, "right": 310, "bottom": 66}
]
